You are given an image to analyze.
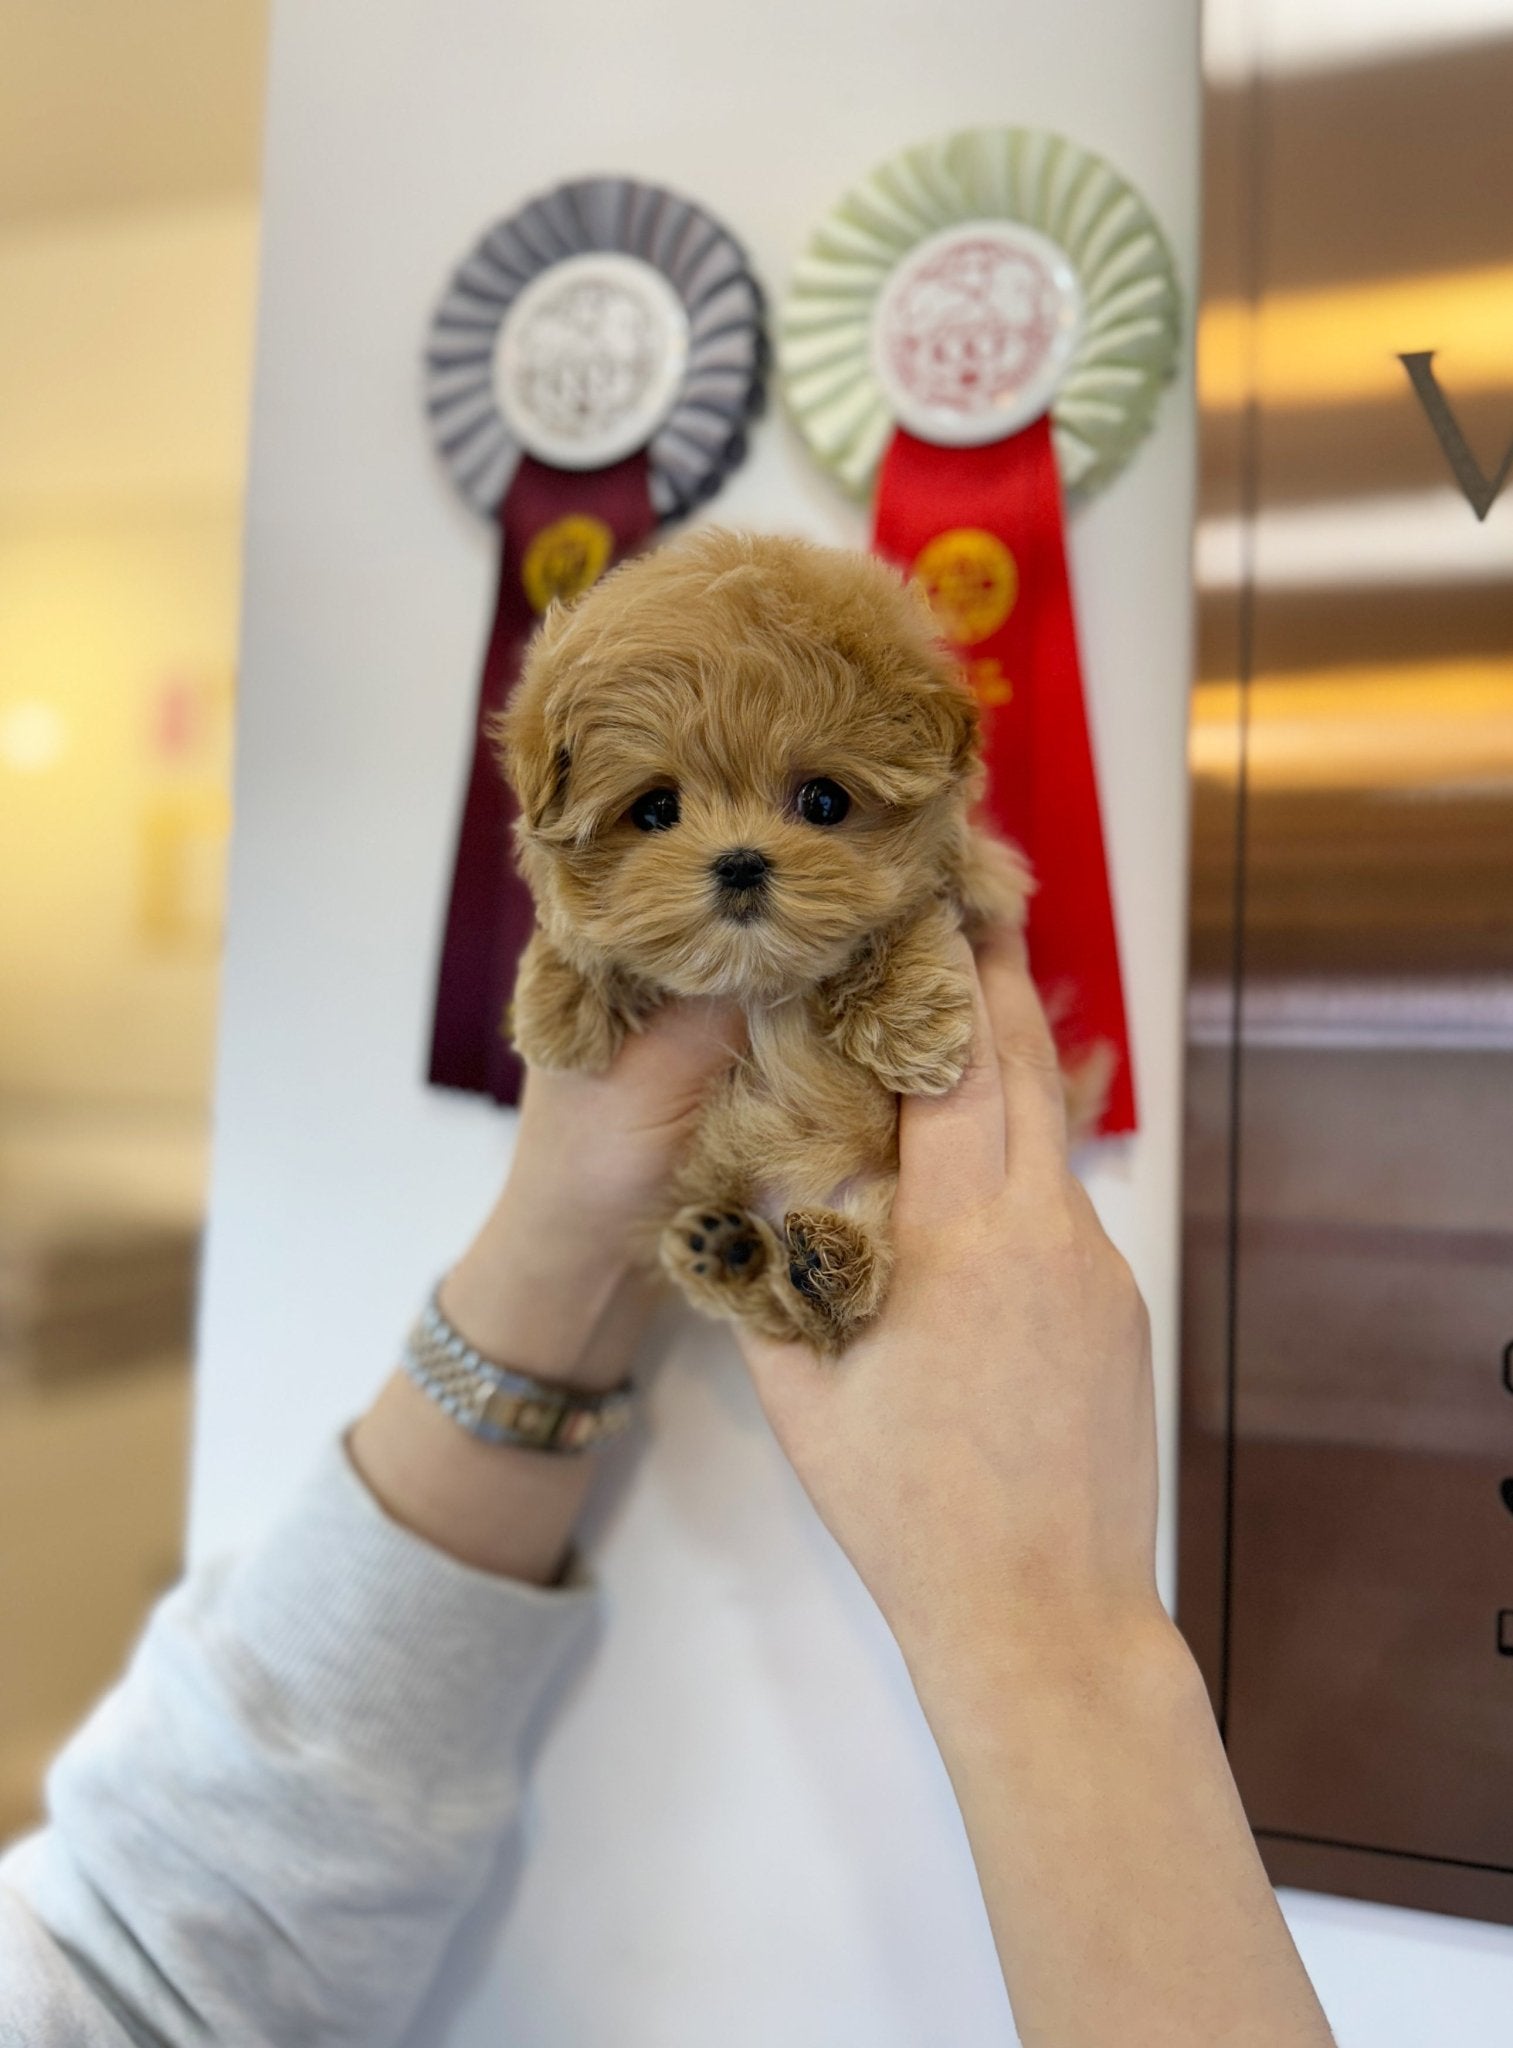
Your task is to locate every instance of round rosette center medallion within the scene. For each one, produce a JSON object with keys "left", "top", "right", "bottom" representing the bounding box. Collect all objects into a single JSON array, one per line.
[
  {"left": 493, "top": 251, "right": 692, "bottom": 471},
  {"left": 872, "top": 221, "right": 1083, "bottom": 448}
]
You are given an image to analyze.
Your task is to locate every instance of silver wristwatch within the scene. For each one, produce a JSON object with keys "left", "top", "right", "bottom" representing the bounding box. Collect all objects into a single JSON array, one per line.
[{"left": 401, "top": 1288, "right": 635, "bottom": 1454}]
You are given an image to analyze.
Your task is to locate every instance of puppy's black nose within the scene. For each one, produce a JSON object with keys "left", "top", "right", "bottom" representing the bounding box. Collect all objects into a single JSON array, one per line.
[{"left": 711, "top": 848, "right": 771, "bottom": 892}]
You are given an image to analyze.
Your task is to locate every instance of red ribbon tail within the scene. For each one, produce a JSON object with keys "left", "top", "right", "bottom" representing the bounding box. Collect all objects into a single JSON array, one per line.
[{"left": 873, "top": 420, "right": 1136, "bottom": 1137}]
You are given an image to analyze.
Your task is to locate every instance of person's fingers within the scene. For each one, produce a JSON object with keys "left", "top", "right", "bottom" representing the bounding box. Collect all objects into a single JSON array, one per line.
[
  {"left": 615, "top": 995, "right": 747, "bottom": 1092},
  {"left": 973, "top": 926, "right": 1068, "bottom": 1180},
  {"left": 895, "top": 936, "right": 1007, "bottom": 1213},
  {"left": 736, "top": 1323, "right": 840, "bottom": 1472},
  {"left": 738, "top": 1324, "right": 811, "bottom": 1418}
]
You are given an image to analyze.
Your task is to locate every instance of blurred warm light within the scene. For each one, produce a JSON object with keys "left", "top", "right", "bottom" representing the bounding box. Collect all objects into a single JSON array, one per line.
[
  {"left": 0, "top": 699, "right": 66, "bottom": 774},
  {"left": 0, "top": 0, "right": 266, "bottom": 1852},
  {"left": 1196, "top": 487, "right": 1513, "bottom": 588},
  {"left": 1198, "top": 264, "right": 1513, "bottom": 411},
  {"left": 1205, "top": 0, "right": 1513, "bottom": 82},
  {"left": 1190, "top": 659, "right": 1513, "bottom": 789},
  {"left": 0, "top": 203, "right": 258, "bottom": 512}
]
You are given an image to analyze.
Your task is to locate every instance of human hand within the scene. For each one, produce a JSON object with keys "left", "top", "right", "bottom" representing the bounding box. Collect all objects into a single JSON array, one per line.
[
  {"left": 441, "top": 997, "right": 747, "bottom": 1389},
  {"left": 738, "top": 945, "right": 1336, "bottom": 2048},
  {"left": 352, "top": 997, "right": 745, "bottom": 1584},
  {"left": 739, "top": 931, "right": 1161, "bottom": 1683}
]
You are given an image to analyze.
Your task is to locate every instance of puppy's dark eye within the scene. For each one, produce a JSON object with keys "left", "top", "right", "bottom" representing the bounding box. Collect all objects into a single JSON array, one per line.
[
  {"left": 796, "top": 777, "right": 851, "bottom": 827},
  {"left": 628, "top": 787, "right": 680, "bottom": 832}
]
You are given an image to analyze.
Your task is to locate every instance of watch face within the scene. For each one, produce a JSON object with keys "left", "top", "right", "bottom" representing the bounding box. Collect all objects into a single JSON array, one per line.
[
  {"left": 493, "top": 251, "right": 692, "bottom": 470},
  {"left": 871, "top": 220, "right": 1084, "bottom": 447}
]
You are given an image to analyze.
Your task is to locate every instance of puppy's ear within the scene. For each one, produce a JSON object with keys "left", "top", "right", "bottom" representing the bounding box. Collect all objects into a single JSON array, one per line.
[
  {"left": 932, "top": 661, "right": 981, "bottom": 780},
  {"left": 498, "top": 598, "right": 587, "bottom": 831},
  {"left": 493, "top": 676, "right": 569, "bottom": 833},
  {"left": 895, "top": 573, "right": 981, "bottom": 782},
  {"left": 901, "top": 648, "right": 980, "bottom": 789}
]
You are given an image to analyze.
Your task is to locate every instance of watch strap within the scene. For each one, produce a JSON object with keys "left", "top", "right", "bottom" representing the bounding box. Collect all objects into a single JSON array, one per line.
[{"left": 401, "top": 1289, "right": 635, "bottom": 1454}]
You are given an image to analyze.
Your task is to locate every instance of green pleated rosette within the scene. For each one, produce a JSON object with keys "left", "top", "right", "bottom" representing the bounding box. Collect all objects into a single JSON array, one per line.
[{"left": 780, "top": 128, "right": 1182, "bottom": 503}]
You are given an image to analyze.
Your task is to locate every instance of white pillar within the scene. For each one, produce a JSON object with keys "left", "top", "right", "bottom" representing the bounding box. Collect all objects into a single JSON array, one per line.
[{"left": 195, "top": 4, "right": 1200, "bottom": 2040}]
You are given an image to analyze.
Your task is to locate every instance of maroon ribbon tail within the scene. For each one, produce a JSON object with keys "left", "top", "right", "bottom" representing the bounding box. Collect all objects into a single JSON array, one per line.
[{"left": 426, "top": 452, "right": 657, "bottom": 1106}]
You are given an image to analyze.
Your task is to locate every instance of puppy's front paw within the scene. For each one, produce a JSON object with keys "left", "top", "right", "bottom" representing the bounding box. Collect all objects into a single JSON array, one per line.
[
  {"left": 511, "top": 935, "right": 626, "bottom": 1073},
  {"left": 834, "top": 970, "right": 974, "bottom": 1097}
]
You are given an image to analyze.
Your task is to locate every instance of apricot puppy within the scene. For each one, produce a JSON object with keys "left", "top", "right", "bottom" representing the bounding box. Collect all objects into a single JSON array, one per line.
[{"left": 499, "top": 528, "right": 1030, "bottom": 1355}]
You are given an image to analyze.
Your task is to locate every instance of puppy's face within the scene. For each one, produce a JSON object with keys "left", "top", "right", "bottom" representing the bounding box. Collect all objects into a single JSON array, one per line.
[{"left": 502, "top": 533, "right": 977, "bottom": 1002}]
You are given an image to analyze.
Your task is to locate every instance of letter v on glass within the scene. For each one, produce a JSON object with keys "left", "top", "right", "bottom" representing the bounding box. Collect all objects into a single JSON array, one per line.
[{"left": 1400, "top": 351, "right": 1513, "bottom": 522}]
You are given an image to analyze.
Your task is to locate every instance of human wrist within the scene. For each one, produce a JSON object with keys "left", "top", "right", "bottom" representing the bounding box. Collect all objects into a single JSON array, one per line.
[
  {"left": 349, "top": 1371, "right": 592, "bottom": 1584},
  {"left": 901, "top": 1585, "right": 1188, "bottom": 1746},
  {"left": 348, "top": 1192, "right": 648, "bottom": 1583},
  {"left": 442, "top": 1181, "right": 647, "bottom": 1394}
]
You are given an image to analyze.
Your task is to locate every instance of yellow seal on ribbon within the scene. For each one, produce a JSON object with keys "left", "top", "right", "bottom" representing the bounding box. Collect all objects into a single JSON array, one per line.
[
  {"left": 521, "top": 514, "right": 615, "bottom": 614},
  {"left": 914, "top": 528, "right": 1019, "bottom": 647}
]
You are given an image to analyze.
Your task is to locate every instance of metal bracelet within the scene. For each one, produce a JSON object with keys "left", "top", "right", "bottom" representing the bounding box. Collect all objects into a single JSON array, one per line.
[{"left": 401, "top": 1288, "right": 634, "bottom": 1454}]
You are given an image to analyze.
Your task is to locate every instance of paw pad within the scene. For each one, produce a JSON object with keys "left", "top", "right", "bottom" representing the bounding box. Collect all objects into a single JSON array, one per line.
[{"left": 669, "top": 1206, "right": 767, "bottom": 1287}]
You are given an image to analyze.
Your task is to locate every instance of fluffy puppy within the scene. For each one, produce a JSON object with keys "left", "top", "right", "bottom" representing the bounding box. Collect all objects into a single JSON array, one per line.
[{"left": 500, "top": 528, "right": 1031, "bottom": 1354}]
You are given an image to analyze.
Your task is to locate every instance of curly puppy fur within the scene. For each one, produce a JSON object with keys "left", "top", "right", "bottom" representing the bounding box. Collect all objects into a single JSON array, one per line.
[{"left": 499, "top": 528, "right": 1038, "bottom": 1355}]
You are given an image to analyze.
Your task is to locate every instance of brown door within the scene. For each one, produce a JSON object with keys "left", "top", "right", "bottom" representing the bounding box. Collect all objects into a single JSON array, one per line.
[{"left": 1179, "top": 1, "right": 1513, "bottom": 1924}]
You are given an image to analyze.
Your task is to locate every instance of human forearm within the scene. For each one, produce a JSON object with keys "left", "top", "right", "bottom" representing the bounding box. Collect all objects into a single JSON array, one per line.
[
  {"left": 1, "top": 998, "right": 746, "bottom": 2041},
  {"left": 909, "top": 1606, "right": 1334, "bottom": 2048},
  {"left": 743, "top": 935, "right": 1332, "bottom": 2046},
  {"left": 350, "top": 997, "right": 743, "bottom": 1588},
  {"left": 349, "top": 1175, "right": 655, "bottom": 1586},
  {"left": 0, "top": 1446, "right": 593, "bottom": 2048}
]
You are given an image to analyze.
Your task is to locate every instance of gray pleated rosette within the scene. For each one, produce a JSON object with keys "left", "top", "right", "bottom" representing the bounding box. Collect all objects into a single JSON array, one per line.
[{"left": 425, "top": 176, "right": 766, "bottom": 521}]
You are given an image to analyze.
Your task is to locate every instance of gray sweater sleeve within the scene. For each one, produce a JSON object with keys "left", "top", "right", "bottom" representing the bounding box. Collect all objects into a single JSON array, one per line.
[{"left": 0, "top": 1443, "right": 596, "bottom": 2048}]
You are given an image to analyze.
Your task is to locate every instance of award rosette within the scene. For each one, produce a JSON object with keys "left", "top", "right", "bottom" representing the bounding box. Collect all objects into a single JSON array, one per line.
[
  {"left": 781, "top": 130, "right": 1181, "bottom": 1134},
  {"left": 424, "top": 178, "right": 765, "bottom": 1103}
]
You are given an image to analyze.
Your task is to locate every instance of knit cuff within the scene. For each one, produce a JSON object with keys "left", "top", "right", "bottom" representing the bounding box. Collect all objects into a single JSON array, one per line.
[{"left": 210, "top": 1441, "right": 598, "bottom": 1802}]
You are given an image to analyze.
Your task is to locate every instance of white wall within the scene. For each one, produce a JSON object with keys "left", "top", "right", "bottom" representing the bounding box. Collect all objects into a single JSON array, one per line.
[{"left": 193, "top": 2, "right": 1219, "bottom": 2042}]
